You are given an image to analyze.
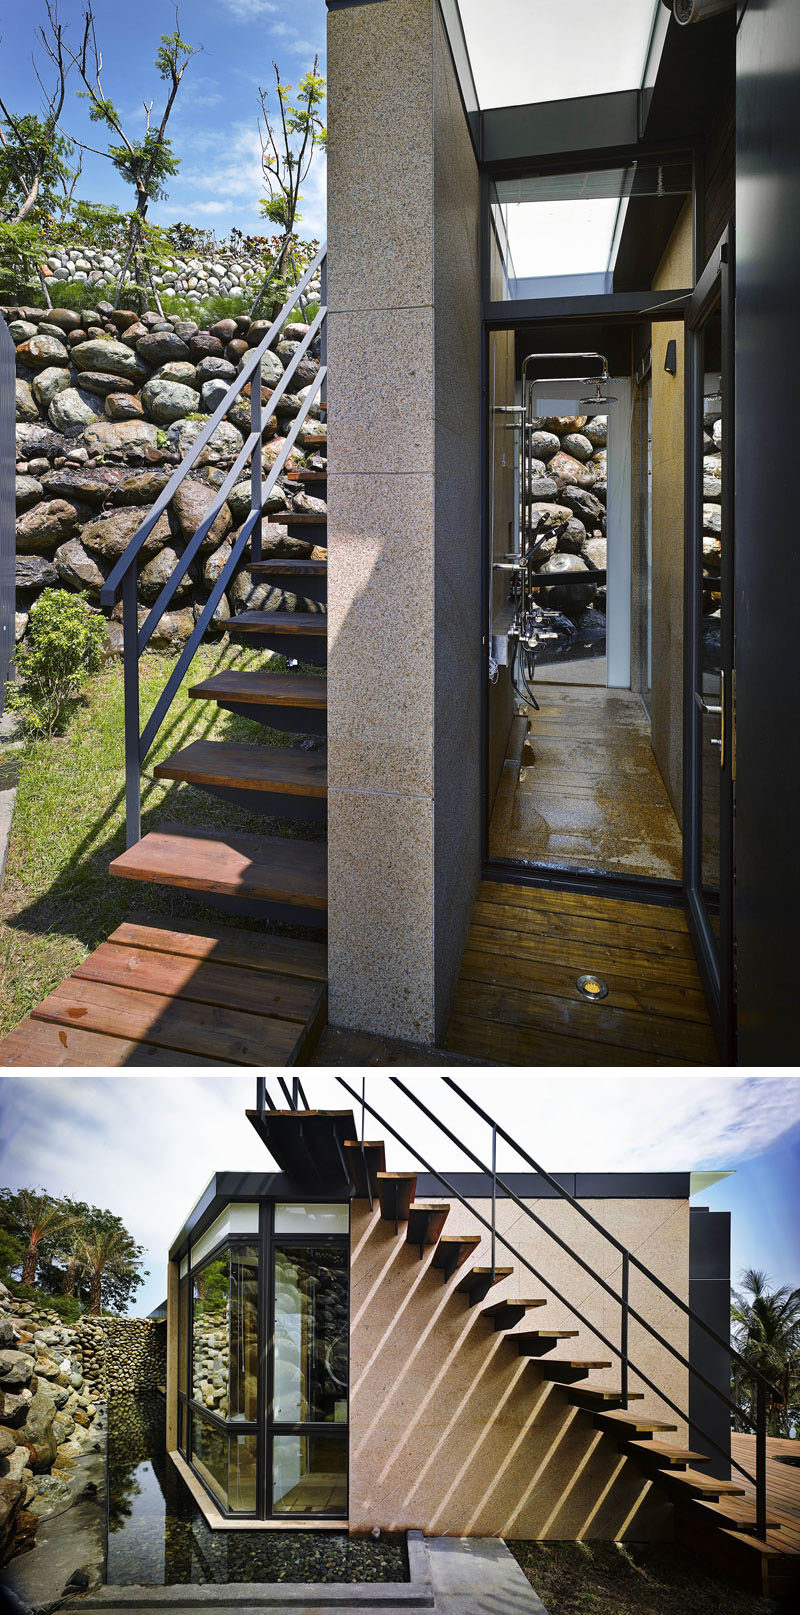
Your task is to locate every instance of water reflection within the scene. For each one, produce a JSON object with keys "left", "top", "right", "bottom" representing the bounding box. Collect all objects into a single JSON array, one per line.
[{"left": 107, "top": 1396, "right": 408, "bottom": 1586}]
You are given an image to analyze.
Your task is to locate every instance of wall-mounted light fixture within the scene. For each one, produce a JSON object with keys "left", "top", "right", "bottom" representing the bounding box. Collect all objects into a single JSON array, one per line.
[
  {"left": 664, "top": 339, "right": 677, "bottom": 376},
  {"left": 672, "top": 0, "right": 736, "bottom": 24}
]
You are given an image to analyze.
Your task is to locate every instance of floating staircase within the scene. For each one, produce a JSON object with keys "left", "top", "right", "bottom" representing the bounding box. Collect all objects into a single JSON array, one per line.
[
  {"left": 248, "top": 1095, "right": 792, "bottom": 1599},
  {"left": 104, "top": 249, "right": 331, "bottom": 937}
]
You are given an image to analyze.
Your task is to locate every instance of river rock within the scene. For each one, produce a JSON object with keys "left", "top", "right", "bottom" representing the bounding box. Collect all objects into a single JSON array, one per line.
[
  {"left": 167, "top": 417, "right": 243, "bottom": 462},
  {"left": 194, "top": 593, "right": 231, "bottom": 631},
  {"left": 54, "top": 539, "right": 107, "bottom": 595},
  {"left": 170, "top": 480, "right": 232, "bottom": 551},
  {"left": 16, "top": 334, "right": 70, "bottom": 370},
  {"left": 583, "top": 416, "right": 607, "bottom": 448},
  {"left": 187, "top": 332, "right": 225, "bottom": 361},
  {"left": 19, "top": 1382, "right": 59, "bottom": 1472},
  {"left": 200, "top": 379, "right": 230, "bottom": 414},
  {"left": 15, "top": 474, "right": 43, "bottom": 511},
  {"left": 32, "top": 366, "right": 71, "bottom": 411},
  {"left": 48, "top": 388, "right": 98, "bottom": 432},
  {"left": 559, "top": 485, "right": 606, "bottom": 527},
  {"left": 41, "top": 465, "right": 125, "bottom": 505},
  {"left": 526, "top": 475, "right": 559, "bottom": 504},
  {"left": 156, "top": 362, "right": 198, "bottom": 388},
  {"left": 105, "top": 392, "right": 145, "bottom": 422},
  {"left": 71, "top": 339, "right": 148, "bottom": 382},
  {"left": 15, "top": 422, "right": 66, "bottom": 460},
  {"left": 113, "top": 467, "right": 171, "bottom": 505},
  {"left": 560, "top": 432, "right": 593, "bottom": 462},
  {"left": 548, "top": 450, "right": 597, "bottom": 488},
  {"left": 528, "top": 430, "right": 561, "bottom": 462},
  {"left": 230, "top": 569, "right": 282, "bottom": 614},
  {"left": 203, "top": 539, "right": 233, "bottom": 585},
  {"left": 527, "top": 501, "right": 574, "bottom": 532},
  {"left": 16, "top": 556, "right": 58, "bottom": 593},
  {"left": 195, "top": 356, "right": 236, "bottom": 389},
  {"left": 704, "top": 452, "right": 721, "bottom": 481},
  {"left": 703, "top": 536, "right": 722, "bottom": 573},
  {"left": 584, "top": 536, "right": 607, "bottom": 569},
  {"left": 138, "top": 547, "right": 194, "bottom": 603},
  {"left": 227, "top": 480, "right": 287, "bottom": 523},
  {"left": 703, "top": 475, "right": 721, "bottom": 501},
  {"left": 119, "top": 322, "right": 149, "bottom": 349},
  {"left": 82, "top": 508, "right": 170, "bottom": 560},
  {"left": 15, "top": 380, "right": 38, "bottom": 422},
  {"left": 703, "top": 503, "right": 722, "bottom": 535},
  {"left": 149, "top": 608, "right": 195, "bottom": 650},
  {"left": 0, "top": 1351, "right": 34, "bottom": 1388},
  {"left": 556, "top": 517, "right": 588, "bottom": 554},
  {"left": 141, "top": 378, "right": 198, "bottom": 424},
  {"left": 15, "top": 500, "right": 79, "bottom": 554},
  {"left": 0, "top": 1476, "right": 24, "bottom": 1561},
  {"left": 108, "top": 309, "right": 139, "bottom": 331},
  {"left": 209, "top": 318, "right": 237, "bottom": 343},
  {"left": 46, "top": 308, "right": 82, "bottom": 332},
  {"left": 82, "top": 419, "right": 160, "bottom": 456},
  {"left": 136, "top": 331, "right": 191, "bottom": 367},
  {"left": 9, "top": 319, "right": 37, "bottom": 343},
  {"left": 296, "top": 418, "right": 325, "bottom": 448},
  {"left": 79, "top": 370, "right": 137, "bottom": 398}
]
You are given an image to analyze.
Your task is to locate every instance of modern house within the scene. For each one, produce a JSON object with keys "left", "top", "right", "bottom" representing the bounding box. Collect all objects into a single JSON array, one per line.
[
  {"left": 163, "top": 1081, "right": 791, "bottom": 1597},
  {"left": 2, "top": 0, "right": 799, "bottom": 1068}
]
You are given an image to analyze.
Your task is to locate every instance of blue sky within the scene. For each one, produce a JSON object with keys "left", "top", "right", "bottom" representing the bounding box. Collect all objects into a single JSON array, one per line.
[
  {"left": 0, "top": 1076, "right": 798, "bottom": 1317},
  {"left": 0, "top": 0, "right": 328, "bottom": 241}
]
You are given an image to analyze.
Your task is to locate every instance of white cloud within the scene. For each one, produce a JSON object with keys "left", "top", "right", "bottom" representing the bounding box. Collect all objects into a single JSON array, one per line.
[
  {"left": 160, "top": 118, "right": 327, "bottom": 241},
  {"left": 1, "top": 1075, "right": 798, "bottom": 1316},
  {"left": 219, "top": 0, "right": 278, "bottom": 18}
]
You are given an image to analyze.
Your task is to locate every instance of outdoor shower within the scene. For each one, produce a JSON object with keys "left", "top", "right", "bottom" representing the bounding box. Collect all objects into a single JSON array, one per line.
[{"left": 491, "top": 352, "right": 611, "bottom": 707}]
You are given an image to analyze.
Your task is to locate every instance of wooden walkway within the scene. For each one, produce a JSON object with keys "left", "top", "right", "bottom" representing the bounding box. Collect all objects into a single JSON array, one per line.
[
  {"left": 0, "top": 917, "right": 327, "bottom": 1066},
  {"left": 730, "top": 1432, "right": 800, "bottom": 1558},
  {"left": 446, "top": 880, "right": 719, "bottom": 1065}
]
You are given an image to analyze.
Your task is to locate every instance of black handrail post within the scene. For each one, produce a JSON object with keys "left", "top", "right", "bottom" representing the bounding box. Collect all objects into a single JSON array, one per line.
[
  {"left": 755, "top": 1376, "right": 767, "bottom": 1539},
  {"left": 256, "top": 1076, "right": 266, "bottom": 1120},
  {"left": 320, "top": 254, "right": 327, "bottom": 409},
  {"left": 122, "top": 566, "right": 141, "bottom": 848},
  {"left": 621, "top": 1251, "right": 630, "bottom": 1409},
  {"left": 491, "top": 1124, "right": 497, "bottom": 1282},
  {"left": 251, "top": 355, "right": 263, "bottom": 565}
]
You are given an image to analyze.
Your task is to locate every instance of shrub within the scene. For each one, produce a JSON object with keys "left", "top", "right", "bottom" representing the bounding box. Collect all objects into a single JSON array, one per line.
[
  {"left": 6, "top": 590, "right": 106, "bottom": 739},
  {"left": 6, "top": 1282, "right": 87, "bottom": 1324},
  {"left": 44, "top": 279, "right": 140, "bottom": 313}
]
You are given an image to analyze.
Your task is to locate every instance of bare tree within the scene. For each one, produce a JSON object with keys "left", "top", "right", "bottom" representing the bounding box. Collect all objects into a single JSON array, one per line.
[
  {"left": 0, "top": 1, "right": 77, "bottom": 305},
  {"left": 250, "top": 56, "right": 326, "bottom": 318}
]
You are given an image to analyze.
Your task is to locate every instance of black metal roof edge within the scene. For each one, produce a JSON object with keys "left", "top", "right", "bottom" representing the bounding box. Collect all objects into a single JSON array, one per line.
[{"left": 169, "top": 1169, "right": 695, "bottom": 1260}]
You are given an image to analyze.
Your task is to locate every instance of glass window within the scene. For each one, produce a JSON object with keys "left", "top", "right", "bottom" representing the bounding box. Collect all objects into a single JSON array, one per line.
[
  {"left": 189, "top": 1203, "right": 259, "bottom": 1270},
  {"left": 272, "top": 1433, "right": 347, "bottom": 1516},
  {"left": 228, "top": 1433, "right": 258, "bottom": 1514},
  {"left": 192, "top": 1253, "right": 230, "bottom": 1415},
  {"left": 273, "top": 1245, "right": 349, "bottom": 1426},
  {"left": 178, "top": 1274, "right": 189, "bottom": 1396},
  {"left": 274, "top": 1203, "right": 349, "bottom": 1235},
  {"left": 191, "top": 1413, "right": 228, "bottom": 1509},
  {"left": 229, "top": 1245, "right": 259, "bottom": 1422}
]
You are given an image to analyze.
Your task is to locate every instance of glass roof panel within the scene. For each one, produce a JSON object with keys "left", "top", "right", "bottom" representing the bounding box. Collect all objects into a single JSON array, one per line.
[{"left": 457, "top": 0, "right": 663, "bottom": 110}]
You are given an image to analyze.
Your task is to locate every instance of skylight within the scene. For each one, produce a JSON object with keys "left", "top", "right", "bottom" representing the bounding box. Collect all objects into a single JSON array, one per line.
[{"left": 457, "top": 0, "right": 664, "bottom": 111}]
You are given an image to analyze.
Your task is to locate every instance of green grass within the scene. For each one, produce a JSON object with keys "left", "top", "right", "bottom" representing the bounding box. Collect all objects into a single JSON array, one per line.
[
  {"left": 507, "top": 1540, "right": 776, "bottom": 1615},
  {"left": 3, "top": 1282, "right": 88, "bottom": 1324},
  {"left": 0, "top": 640, "right": 325, "bottom": 1038}
]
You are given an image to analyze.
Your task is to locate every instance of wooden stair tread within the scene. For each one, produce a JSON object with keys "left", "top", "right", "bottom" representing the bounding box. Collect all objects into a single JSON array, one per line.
[
  {"left": 455, "top": 1266, "right": 514, "bottom": 1304},
  {"left": 407, "top": 1202, "right": 450, "bottom": 1247},
  {"left": 247, "top": 1109, "right": 356, "bottom": 1180},
  {"left": 343, "top": 1139, "right": 387, "bottom": 1199},
  {"left": 482, "top": 1298, "right": 548, "bottom": 1328},
  {"left": 267, "top": 511, "right": 326, "bottom": 525},
  {"left": 31, "top": 977, "right": 307, "bottom": 1065},
  {"left": 109, "top": 823, "right": 327, "bottom": 908},
  {"left": 0, "top": 1017, "right": 231, "bottom": 1067},
  {"left": 432, "top": 1235, "right": 482, "bottom": 1277},
  {"left": 623, "top": 1440, "right": 712, "bottom": 1467},
  {"left": 662, "top": 1467, "right": 747, "bottom": 1498},
  {"left": 692, "top": 1499, "right": 784, "bottom": 1532},
  {"left": 377, "top": 1172, "right": 417, "bottom": 1223},
  {"left": 251, "top": 559, "right": 327, "bottom": 574},
  {"left": 540, "top": 1359, "right": 613, "bottom": 1377},
  {"left": 72, "top": 942, "right": 325, "bottom": 1026},
  {"left": 299, "top": 433, "right": 327, "bottom": 447},
  {"left": 112, "top": 917, "right": 327, "bottom": 981},
  {"left": 231, "top": 610, "right": 327, "bottom": 634},
  {"left": 284, "top": 470, "right": 327, "bottom": 482},
  {"left": 153, "top": 739, "right": 327, "bottom": 797},
  {"left": 515, "top": 1331, "right": 579, "bottom": 1342},
  {"left": 567, "top": 1385, "right": 645, "bottom": 1404},
  {"left": 188, "top": 672, "right": 327, "bottom": 709},
  {"left": 594, "top": 1410, "right": 678, "bottom": 1435}
]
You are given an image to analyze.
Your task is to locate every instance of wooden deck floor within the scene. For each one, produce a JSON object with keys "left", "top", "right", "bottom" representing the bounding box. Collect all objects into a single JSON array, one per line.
[
  {"left": 0, "top": 916, "right": 327, "bottom": 1066},
  {"left": 489, "top": 685, "right": 683, "bottom": 882},
  {"left": 446, "top": 880, "right": 719, "bottom": 1066},
  {"left": 729, "top": 1433, "right": 800, "bottom": 1560}
]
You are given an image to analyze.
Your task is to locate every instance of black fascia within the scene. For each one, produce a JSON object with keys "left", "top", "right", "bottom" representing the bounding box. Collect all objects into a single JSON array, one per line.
[
  {"left": 169, "top": 1171, "right": 350, "bottom": 1262},
  {"left": 482, "top": 90, "right": 639, "bottom": 172},
  {"left": 414, "top": 1171, "right": 692, "bottom": 1200}
]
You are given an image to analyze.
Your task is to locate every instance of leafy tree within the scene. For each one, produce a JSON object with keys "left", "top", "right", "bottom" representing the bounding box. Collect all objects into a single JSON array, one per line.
[
  {"left": 64, "top": 3, "right": 197, "bottom": 313},
  {"left": 0, "top": 3, "right": 80, "bottom": 302},
  {"left": 731, "top": 1267, "right": 800, "bottom": 1438},
  {"left": 250, "top": 56, "right": 326, "bottom": 318},
  {"left": 78, "top": 1224, "right": 145, "bottom": 1315},
  {"left": 0, "top": 1188, "right": 79, "bottom": 1286},
  {"left": 6, "top": 589, "right": 105, "bottom": 739}
]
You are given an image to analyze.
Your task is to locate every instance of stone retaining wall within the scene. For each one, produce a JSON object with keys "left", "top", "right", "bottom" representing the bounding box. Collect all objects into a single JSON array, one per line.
[
  {"left": 43, "top": 240, "right": 269, "bottom": 305},
  {"left": 78, "top": 1316, "right": 166, "bottom": 1398},
  {"left": 4, "top": 272, "right": 324, "bottom": 654}
]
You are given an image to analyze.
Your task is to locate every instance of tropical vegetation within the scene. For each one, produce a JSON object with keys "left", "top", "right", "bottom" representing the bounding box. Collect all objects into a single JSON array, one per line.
[
  {"left": 731, "top": 1267, "right": 800, "bottom": 1438},
  {"left": 0, "top": 1186, "right": 148, "bottom": 1314}
]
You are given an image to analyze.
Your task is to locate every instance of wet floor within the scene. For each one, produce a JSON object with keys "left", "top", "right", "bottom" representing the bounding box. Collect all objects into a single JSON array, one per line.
[{"left": 107, "top": 1395, "right": 408, "bottom": 1585}]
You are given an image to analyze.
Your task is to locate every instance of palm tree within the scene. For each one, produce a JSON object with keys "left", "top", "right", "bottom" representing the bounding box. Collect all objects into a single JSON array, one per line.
[
  {"left": 78, "top": 1226, "right": 139, "bottom": 1314},
  {"left": 731, "top": 1267, "right": 800, "bottom": 1438},
  {"left": 16, "top": 1191, "right": 78, "bottom": 1286}
]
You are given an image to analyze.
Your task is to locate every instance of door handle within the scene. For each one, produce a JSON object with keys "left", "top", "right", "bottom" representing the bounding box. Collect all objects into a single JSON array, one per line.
[{"left": 695, "top": 676, "right": 725, "bottom": 768}]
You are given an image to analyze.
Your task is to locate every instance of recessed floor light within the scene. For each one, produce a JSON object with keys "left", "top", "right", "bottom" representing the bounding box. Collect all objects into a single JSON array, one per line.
[{"left": 577, "top": 973, "right": 609, "bottom": 1002}]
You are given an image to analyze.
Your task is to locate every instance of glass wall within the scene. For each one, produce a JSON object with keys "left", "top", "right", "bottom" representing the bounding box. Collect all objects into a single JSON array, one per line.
[{"left": 177, "top": 1202, "right": 349, "bottom": 1520}]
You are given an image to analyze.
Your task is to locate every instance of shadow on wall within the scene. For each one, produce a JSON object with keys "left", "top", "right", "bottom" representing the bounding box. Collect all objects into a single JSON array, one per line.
[{"left": 348, "top": 1205, "right": 675, "bottom": 1541}]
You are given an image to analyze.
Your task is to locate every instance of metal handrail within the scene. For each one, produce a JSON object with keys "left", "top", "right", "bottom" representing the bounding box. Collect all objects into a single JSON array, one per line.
[
  {"left": 281, "top": 1074, "right": 770, "bottom": 1538},
  {"left": 98, "top": 243, "right": 327, "bottom": 847}
]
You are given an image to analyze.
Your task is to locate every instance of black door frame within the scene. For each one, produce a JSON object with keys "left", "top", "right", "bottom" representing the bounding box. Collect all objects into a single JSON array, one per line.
[{"left": 682, "top": 226, "right": 736, "bottom": 1060}]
